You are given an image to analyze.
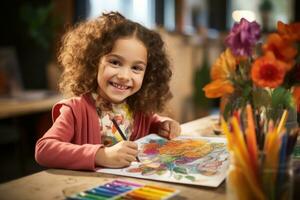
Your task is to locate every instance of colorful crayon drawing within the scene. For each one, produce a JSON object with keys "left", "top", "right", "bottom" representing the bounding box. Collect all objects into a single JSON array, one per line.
[{"left": 97, "top": 134, "right": 229, "bottom": 187}]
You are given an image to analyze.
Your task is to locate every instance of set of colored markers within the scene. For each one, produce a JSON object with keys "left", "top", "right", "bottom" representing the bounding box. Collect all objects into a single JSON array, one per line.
[{"left": 66, "top": 180, "right": 179, "bottom": 200}]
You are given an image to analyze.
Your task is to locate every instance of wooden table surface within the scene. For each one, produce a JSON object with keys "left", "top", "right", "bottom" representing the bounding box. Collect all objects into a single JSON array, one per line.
[
  {"left": 0, "top": 169, "right": 226, "bottom": 200},
  {"left": 0, "top": 92, "right": 62, "bottom": 119},
  {"left": 0, "top": 115, "right": 226, "bottom": 200}
]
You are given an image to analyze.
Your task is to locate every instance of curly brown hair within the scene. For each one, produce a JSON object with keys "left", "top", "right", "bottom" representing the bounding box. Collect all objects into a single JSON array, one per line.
[{"left": 58, "top": 12, "right": 172, "bottom": 114}]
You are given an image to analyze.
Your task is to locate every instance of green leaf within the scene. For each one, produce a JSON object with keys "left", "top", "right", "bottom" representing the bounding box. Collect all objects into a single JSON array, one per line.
[
  {"left": 156, "top": 169, "right": 167, "bottom": 176},
  {"left": 141, "top": 168, "right": 157, "bottom": 176},
  {"left": 160, "top": 155, "right": 176, "bottom": 163},
  {"left": 185, "top": 175, "right": 196, "bottom": 182},
  {"left": 252, "top": 88, "right": 271, "bottom": 108},
  {"left": 271, "top": 87, "right": 295, "bottom": 109},
  {"left": 242, "top": 84, "right": 252, "bottom": 99},
  {"left": 223, "top": 102, "right": 233, "bottom": 120},
  {"left": 173, "top": 167, "right": 188, "bottom": 174},
  {"left": 174, "top": 174, "right": 183, "bottom": 180}
]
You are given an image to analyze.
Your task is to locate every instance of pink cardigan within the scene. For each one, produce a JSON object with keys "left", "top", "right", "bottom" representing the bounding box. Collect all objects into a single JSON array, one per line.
[{"left": 35, "top": 94, "right": 166, "bottom": 170}]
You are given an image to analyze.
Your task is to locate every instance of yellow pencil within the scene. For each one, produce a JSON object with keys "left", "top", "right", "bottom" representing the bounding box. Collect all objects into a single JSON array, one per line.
[
  {"left": 231, "top": 145, "right": 265, "bottom": 200},
  {"left": 231, "top": 117, "right": 250, "bottom": 166},
  {"left": 221, "top": 117, "right": 233, "bottom": 150},
  {"left": 277, "top": 110, "right": 288, "bottom": 136}
]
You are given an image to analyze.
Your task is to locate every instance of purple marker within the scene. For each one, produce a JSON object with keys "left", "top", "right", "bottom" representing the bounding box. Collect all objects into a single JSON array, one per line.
[
  {"left": 113, "top": 180, "right": 143, "bottom": 187},
  {"left": 104, "top": 183, "right": 133, "bottom": 193}
]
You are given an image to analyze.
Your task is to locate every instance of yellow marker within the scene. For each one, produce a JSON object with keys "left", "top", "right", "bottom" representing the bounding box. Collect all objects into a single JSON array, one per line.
[
  {"left": 131, "top": 189, "right": 162, "bottom": 199},
  {"left": 146, "top": 185, "right": 175, "bottom": 192},
  {"left": 140, "top": 186, "right": 170, "bottom": 196}
]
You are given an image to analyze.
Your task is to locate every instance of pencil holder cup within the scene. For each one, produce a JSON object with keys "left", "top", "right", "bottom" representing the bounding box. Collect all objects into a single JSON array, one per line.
[
  {"left": 226, "top": 154, "right": 294, "bottom": 200},
  {"left": 262, "top": 164, "right": 294, "bottom": 200},
  {"left": 225, "top": 154, "right": 263, "bottom": 200}
]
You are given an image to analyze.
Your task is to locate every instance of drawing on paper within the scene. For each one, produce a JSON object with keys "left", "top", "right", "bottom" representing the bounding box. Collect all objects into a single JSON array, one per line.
[{"left": 97, "top": 134, "right": 229, "bottom": 187}]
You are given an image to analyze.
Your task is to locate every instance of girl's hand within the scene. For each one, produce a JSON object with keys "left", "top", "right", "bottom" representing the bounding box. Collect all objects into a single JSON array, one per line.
[
  {"left": 95, "top": 141, "right": 138, "bottom": 168},
  {"left": 157, "top": 120, "right": 181, "bottom": 139}
]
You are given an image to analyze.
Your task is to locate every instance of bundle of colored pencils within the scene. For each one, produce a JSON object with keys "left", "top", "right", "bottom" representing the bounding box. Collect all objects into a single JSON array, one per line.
[{"left": 222, "top": 104, "right": 299, "bottom": 200}]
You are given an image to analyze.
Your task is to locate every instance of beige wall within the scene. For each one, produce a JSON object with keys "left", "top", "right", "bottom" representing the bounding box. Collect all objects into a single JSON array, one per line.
[
  {"left": 159, "top": 29, "right": 224, "bottom": 123},
  {"left": 159, "top": 31, "right": 194, "bottom": 123}
]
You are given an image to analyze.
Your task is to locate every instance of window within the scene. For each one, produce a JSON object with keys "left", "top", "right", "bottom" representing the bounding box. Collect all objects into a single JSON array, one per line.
[
  {"left": 88, "top": 0, "right": 155, "bottom": 28},
  {"left": 229, "top": 0, "right": 293, "bottom": 30}
]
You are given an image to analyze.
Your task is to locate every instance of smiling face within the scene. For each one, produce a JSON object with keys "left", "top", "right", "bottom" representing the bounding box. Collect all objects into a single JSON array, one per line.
[{"left": 97, "top": 37, "right": 147, "bottom": 104}]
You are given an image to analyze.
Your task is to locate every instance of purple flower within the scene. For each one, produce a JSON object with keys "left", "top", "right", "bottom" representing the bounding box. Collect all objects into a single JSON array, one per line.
[{"left": 225, "top": 18, "right": 261, "bottom": 57}]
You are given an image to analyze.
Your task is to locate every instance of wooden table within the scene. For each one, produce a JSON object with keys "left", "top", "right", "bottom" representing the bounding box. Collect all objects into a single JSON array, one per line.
[
  {"left": 0, "top": 116, "right": 226, "bottom": 200},
  {"left": 0, "top": 169, "right": 226, "bottom": 200},
  {"left": 0, "top": 92, "right": 62, "bottom": 119}
]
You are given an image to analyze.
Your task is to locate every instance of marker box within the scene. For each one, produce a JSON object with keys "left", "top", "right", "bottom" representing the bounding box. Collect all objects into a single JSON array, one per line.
[{"left": 66, "top": 179, "right": 180, "bottom": 200}]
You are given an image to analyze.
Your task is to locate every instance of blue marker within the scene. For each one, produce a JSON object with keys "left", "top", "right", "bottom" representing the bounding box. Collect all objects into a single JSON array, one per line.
[
  {"left": 87, "top": 189, "right": 115, "bottom": 198},
  {"left": 77, "top": 192, "right": 107, "bottom": 200},
  {"left": 94, "top": 187, "right": 120, "bottom": 195}
]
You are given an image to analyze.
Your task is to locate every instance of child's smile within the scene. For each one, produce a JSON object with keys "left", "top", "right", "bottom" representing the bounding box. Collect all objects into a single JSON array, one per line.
[
  {"left": 109, "top": 81, "right": 131, "bottom": 91},
  {"left": 97, "top": 37, "right": 147, "bottom": 104}
]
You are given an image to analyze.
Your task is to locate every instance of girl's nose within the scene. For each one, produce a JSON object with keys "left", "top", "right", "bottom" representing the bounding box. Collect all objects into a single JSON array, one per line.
[{"left": 117, "top": 67, "right": 130, "bottom": 81}]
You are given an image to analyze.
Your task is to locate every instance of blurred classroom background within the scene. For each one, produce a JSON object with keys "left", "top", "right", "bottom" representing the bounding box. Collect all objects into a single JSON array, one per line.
[{"left": 0, "top": 0, "right": 298, "bottom": 183}]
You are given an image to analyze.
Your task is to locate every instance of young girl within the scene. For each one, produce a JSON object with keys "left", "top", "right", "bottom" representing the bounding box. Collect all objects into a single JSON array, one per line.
[{"left": 35, "top": 12, "right": 181, "bottom": 170}]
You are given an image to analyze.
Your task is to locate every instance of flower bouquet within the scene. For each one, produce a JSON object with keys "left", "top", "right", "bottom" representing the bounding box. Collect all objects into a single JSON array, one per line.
[
  {"left": 203, "top": 18, "right": 300, "bottom": 124},
  {"left": 203, "top": 18, "right": 300, "bottom": 200}
]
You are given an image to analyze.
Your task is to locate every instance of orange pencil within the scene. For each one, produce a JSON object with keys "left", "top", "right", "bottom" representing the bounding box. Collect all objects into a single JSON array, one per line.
[
  {"left": 245, "top": 104, "right": 258, "bottom": 175},
  {"left": 231, "top": 117, "right": 249, "bottom": 165}
]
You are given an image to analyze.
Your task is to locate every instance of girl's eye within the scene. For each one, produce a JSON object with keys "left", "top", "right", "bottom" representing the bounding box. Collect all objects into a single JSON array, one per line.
[
  {"left": 132, "top": 65, "right": 145, "bottom": 73},
  {"left": 108, "top": 59, "right": 121, "bottom": 66}
]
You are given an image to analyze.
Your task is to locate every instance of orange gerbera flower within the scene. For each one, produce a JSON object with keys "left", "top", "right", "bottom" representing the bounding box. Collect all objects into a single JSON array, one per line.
[
  {"left": 277, "top": 21, "right": 300, "bottom": 41},
  {"left": 211, "top": 48, "right": 237, "bottom": 80},
  {"left": 203, "top": 79, "right": 234, "bottom": 98},
  {"left": 251, "top": 52, "right": 287, "bottom": 88},
  {"left": 262, "top": 33, "right": 297, "bottom": 71},
  {"left": 293, "top": 86, "right": 300, "bottom": 112},
  {"left": 203, "top": 49, "right": 237, "bottom": 98}
]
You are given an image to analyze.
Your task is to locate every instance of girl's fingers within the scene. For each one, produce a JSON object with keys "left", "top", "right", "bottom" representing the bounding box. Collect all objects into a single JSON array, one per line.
[
  {"left": 124, "top": 141, "right": 138, "bottom": 149},
  {"left": 161, "top": 121, "right": 170, "bottom": 132},
  {"left": 158, "top": 128, "right": 169, "bottom": 138},
  {"left": 170, "top": 121, "right": 181, "bottom": 136},
  {"left": 123, "top": 154, "right": 136, "bottom": 163},
  {"left": 120, "top": 159, "right": 131, "bottom": 167},
  {"left": 158, "top": 120, "right": 181, "bottom": 139},
  {"left": 125, "top": 147, "right": 138, "bottom": 156},
  {"left": 158, "top": 121, "right": 170, "bottom": 138}
]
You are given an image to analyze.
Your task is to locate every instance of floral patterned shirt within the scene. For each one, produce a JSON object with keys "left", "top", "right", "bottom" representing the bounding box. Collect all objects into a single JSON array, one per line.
[{"left": 92, "top": 93, "right": 133, "bottom": 147}]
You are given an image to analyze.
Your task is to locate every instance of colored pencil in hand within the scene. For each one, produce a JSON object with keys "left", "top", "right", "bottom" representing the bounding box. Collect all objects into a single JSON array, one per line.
[{"left": 111, "top": 118, "right": 140, "bottom": 162}]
